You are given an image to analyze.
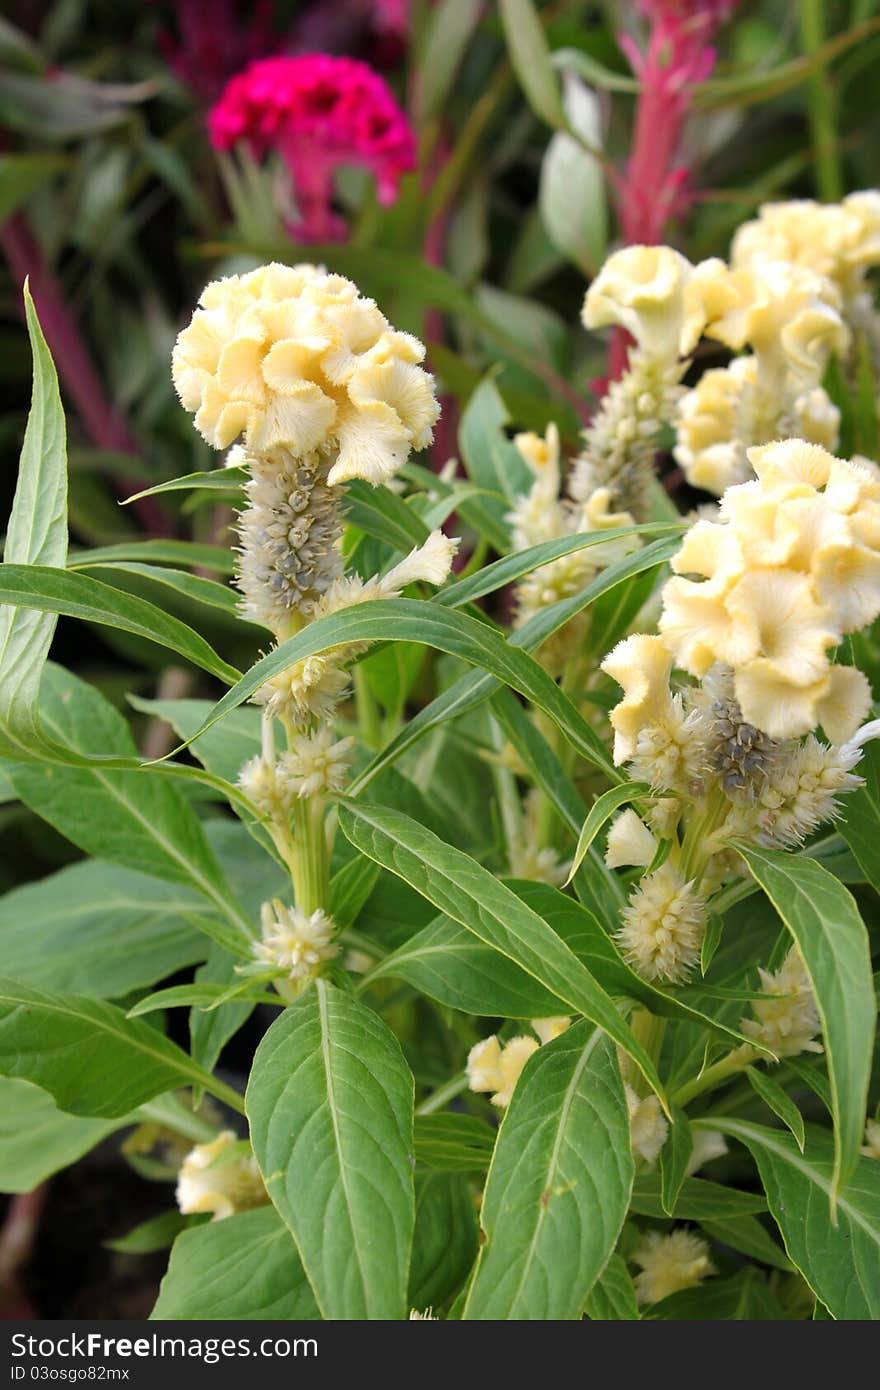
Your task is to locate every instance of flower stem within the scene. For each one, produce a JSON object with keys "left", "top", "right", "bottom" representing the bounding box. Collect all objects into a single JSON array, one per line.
[
  {"left": 291, "top": 795, "right": 328, "bottom": 915},
  {"left": 800, "top": 0, "right": 844, "bottom": 201},
  {"left": 672, "top": 1043, "right": 756, "bottom": 1108},
  {"left": 415, "top": 1073, "right": 468, "bottom": 1116}
]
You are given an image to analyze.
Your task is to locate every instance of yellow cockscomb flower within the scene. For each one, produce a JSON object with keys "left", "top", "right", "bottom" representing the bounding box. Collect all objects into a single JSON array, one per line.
[
  {"left": 172, "top": 262, "right": 439, "bottom": 484},
  {"left": 582, "top": 245, "right": 728, "bottom": 361},
  {"left": 732, "top": 192, "right": 880, "bottom": 304},
  {"left": 704, "top": 260, "right": 848, "bottom": 383},
  {"left": 600, "top": 635, "right": 677, "bottom": 764}
]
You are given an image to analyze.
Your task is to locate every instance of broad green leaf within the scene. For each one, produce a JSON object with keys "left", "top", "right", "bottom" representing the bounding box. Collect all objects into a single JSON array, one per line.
[
  {"left": 566, "top": 781, "right": 652, "bottom": 885},
  {"left": 0, "top": 977, "right": 242, "bottom": 1118},
  {"left": 340, "top": 801, "right": 667, "bottom": 1105},
  {"left": 0, "top": 285, "right": 67, "bottom": 754},
  {"left": 458, "top": 377, "right": 529, "bottom": 549},
  {"left": 128, "top": 697, "right": 267, "bottom": 786},
  {"left": 6, "top": 666, "right": 252, "bottom": 947},
  {"left": 185, "top": 598, "right": 618, "bottom": 781},
  {"left": 409, "top": 1174, "right": 479, "bottom": 1313},
  {"left": 463, "top": 1027, "right": 633, "bottom": 1319},
  {"left": 660, "top": 1108, "right": 694, "bottom": 1217},
  {"left": 246, "top": 981, "right": 415, "bottom": 1320},
  {"left": 583, "top": 1253, "right": 640, "bottom": 1320},
  {"left": 630, "top": 1174, "right": 768, "bottom": 1220},
  {"left": 0, "top": 1078, "right": 120, "bottom": 1192},
  {"left": 0, "top": 859, "right": 208, "bottom": 996},
  {"left": 69, "top": 539, "right": 235, "bottom": 575},
  {"left": 746, "top": 1066, "right": 806, "bottom": 1151},
  {"left": 499, "top": 0, "right": 565, "bottom": 127},
  {"left": 345, "top": 479, "right": 429, "bottom": 553},
  {"left": 646, "top": 1269, "right": 786, "bottom": 1320},
  {"left": 151, "top": 1207, "right": 319, "bottom": 1321},
  {"left": 0, "top": 564, "right": 240, "bottom": 685},
  {"left": 369, "top": 880, "right": 763, "bottom": 1051},
  {"left": 737, "top": 844, "right": 874, "bottom": 1201},
  {"left": 413, "top": 1114, "right": 496, "bottom": 1174},
  {"left": 707, "top": 1119, "right": 880, "bottom": 1321},
  {"left": 699, "top": 1214, "right": 793, "bottom": 1273},
  {"left": 539, "top": 71, "right": 606, "bottom": 275},
  {"left": 839, "top": 738, "right": 880, "bottom": 882}
]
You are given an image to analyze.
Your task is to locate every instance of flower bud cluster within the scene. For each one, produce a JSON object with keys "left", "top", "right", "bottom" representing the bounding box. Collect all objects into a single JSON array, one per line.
[{"left": 466, "top": 1017, "right": 571, "bottom": 1108}]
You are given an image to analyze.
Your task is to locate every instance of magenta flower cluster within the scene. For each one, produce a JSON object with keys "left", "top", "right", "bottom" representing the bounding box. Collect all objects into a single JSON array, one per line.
[{"left": 209, "top": 53, "right": 416, "bottom": 241}]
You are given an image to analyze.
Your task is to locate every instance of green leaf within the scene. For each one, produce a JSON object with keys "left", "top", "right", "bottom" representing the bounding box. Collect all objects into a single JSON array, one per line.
[
  {"left": 583, "top": 1253, "right": 640, "bottom": 1320},
  {"left": 646, "top": 1269, "right": 786, "bottom": 1320},
  {"left": 457, "top": 377, "right": 529, "bottom": 551},
  {"left": 106, "top": 1210, "right": 193, "bottom": 1254},
  {"left": 0, "top": 565, "right": 240, "bottom": 686},
  {"left": 415, "top": 0, "right": 483, "bottom": 121},
  {"left": 630, "top": 1174, "right": 768, "bottom": 1220},
  {"left": 409, "top": 1174, "right": 479, "bottom": 1313},
  {"left": 539, "top": 71, "right": 607, "bottom": 275},
  {"left": 463, "top": 1026, "right": 633, "bottom": 1319},
  {"left": 349, "top": 536, "right": 680, "bottom": 797},
  {"left": 151, "top": 1207, "right": 319, "bottom": 1320},
  {"left": 746, "top": 1066, "right": 805, "bottom": 1151},
  {"left": 499, "top": 0, "right": 565, "bottom": 128},
  {"left": 127, "top": 697, "right": 266, "bottom": 786},
  {"left": 0, "top": 1078, "right": 121, "bottom": 1192},
  {"left": 6, "top": 666, "right": 253, "bottom": 949},
  {"left": 69, "top": 540, "right": 235, "bottom": 575},
  {"left": 369, "top": 879, "right": 762, "bottom": 1051},
  {"left": 413, "top": 1114, "right": 496, "bottom": 1174},
  {"left": 184, "top": 598, "right": 618, "bottom": 782},
  {"left": 737, "top": 844, "right": 875, "bottom": 1202},
  {"left": 0, "top": 152, "right": 68, "bottom": 221},
  {"left": 246, "top": 981, "right": 415, "bottom": 1320},
  {"left": 73, "top": 561, "right": 242, "bottom": 619},
  {"left": 0, "top": 858, "right": 209, "bottom": 997},
  {"left": 566, "top": 781, "right": 652, "bottom": 886},
  {"left": 345, "top": 479, "right": 429, "bottom": 553},
  {"left": 124, "top": 467, "right": 246, "bottom": 504},
  {"left": 660, "top": 1108, "right": 694, "bottom": 1217},
  {"left": 706, "top": 1119, "right": 880, "bottom": 1321},
  {"left": 699, "top": 1214, "right": 793, "bottom": 1273},
  {"left": 839, "top": 737, "right": 880, "bottom": 883},
  {"left": 0, "top": 284, "right": 67, "bottom": 754},
  {"left": 0, "top": 977, "right": 242, "bottom": 1118},
  {"left": 340, "top": 801, "right": 667, "bottom": 1105}
]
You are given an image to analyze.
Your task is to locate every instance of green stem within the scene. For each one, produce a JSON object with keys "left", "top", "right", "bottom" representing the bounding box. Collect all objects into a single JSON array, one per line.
[
  {"left": 416, "top": 1073, "right": 469, "bottom": 1116},
  {"left": 291, "top": 796, "right": 328, "bottom": 915},
  {"left": 354, "top": 663, "right": 382, "bottom": 750},
  {"left": 672, "top": 1044, "right": 756, "bottom": 1108},
  {"left": 800, "top": 0, "right": 844, "bottom": 200}
]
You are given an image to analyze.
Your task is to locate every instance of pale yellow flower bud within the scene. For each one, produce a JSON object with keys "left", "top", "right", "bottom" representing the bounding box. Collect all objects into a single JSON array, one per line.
[
  {"left": 632, "top": 1229, "right": 714, "bottom": 1306},
  {"left": 176, "top": 1131, "right": 268, "bottom": 1221},
  {"left": 861, "top": 1118, "right": 880, "bottom": 1159},
  {"left": 625, "top": 1085, "right": 669, "bottom": 1166},
  {"left": 740, "top": 946, "right": 822, "bottom": 1059},
  {"left": 605, "top": 810, "right": 657, "bottom": 869},
  {"left": 280, "top": 728, "right": 355, "bottom": 798},
  {"left": 466, "top": 1034, "right": 539, "bottom": 1108},
  {"left": 618, "top": 861, "right": 707, "bottom": 984},
  {"left": 601, "top": 635, "right": 676, "bottom": 765},
  {"left": 531, "top": 1017, "right": 571, "bottom": 1045}
]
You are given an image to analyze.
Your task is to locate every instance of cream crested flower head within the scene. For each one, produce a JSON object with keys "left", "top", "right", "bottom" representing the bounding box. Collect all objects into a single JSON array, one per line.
[
  {"left": 172, "top": 262, "right": 439, "bottom": 484},
  {"left": 582, "top": 245, "right": 729, "bottom": 361},
  {"left": 176, "top": 1130, "right": 267, "bottom": 1221},
  {"left": 280, "top": 727, "right": 355, "bottom": 798},
  {"left": 655, "top": 440, "right": 878, "bottom": 741},
  {"left": 632, "top": 1229, "right": 714, "bottom": 1306},
  {"left": 601, "top": 635, "right": 677, "bottom": 765},
  {"left": 740, "top": 945, "right": 822, "bottom": 1059},
  {"left": 731, "top": 192, "right": 880, "bottom": 302},
  {"left": 704, "top": 260, "right": 849, "bottom": 382},
  {"left": 605, "top": 809, "right": 658, "bottom": 869},
  {"left": 466, "top": 1034, "right": 539, "bottom": 1108},
  {"left": 253, "top": 900, "right": 339, "bottom": 987}
]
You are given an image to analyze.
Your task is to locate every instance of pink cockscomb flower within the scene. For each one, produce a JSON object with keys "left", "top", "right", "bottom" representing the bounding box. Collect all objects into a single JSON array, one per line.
[{"left": 209, "top": 54, "right": 416, "bottom": 242}]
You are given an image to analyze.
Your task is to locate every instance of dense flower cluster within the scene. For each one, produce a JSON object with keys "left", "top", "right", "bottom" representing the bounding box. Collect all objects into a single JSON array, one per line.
[
  {"left": 631, "top": 1229, "right": 714, "bottom": 1306},
  {"left": 252, "top": 900, "right": 340, "bottom": 990},
  {"left": 173, "top": 262, "right": 438, "bottom": 482},
  {"left": 209, "top": 54, "right": 416, "bottom": 240}
]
